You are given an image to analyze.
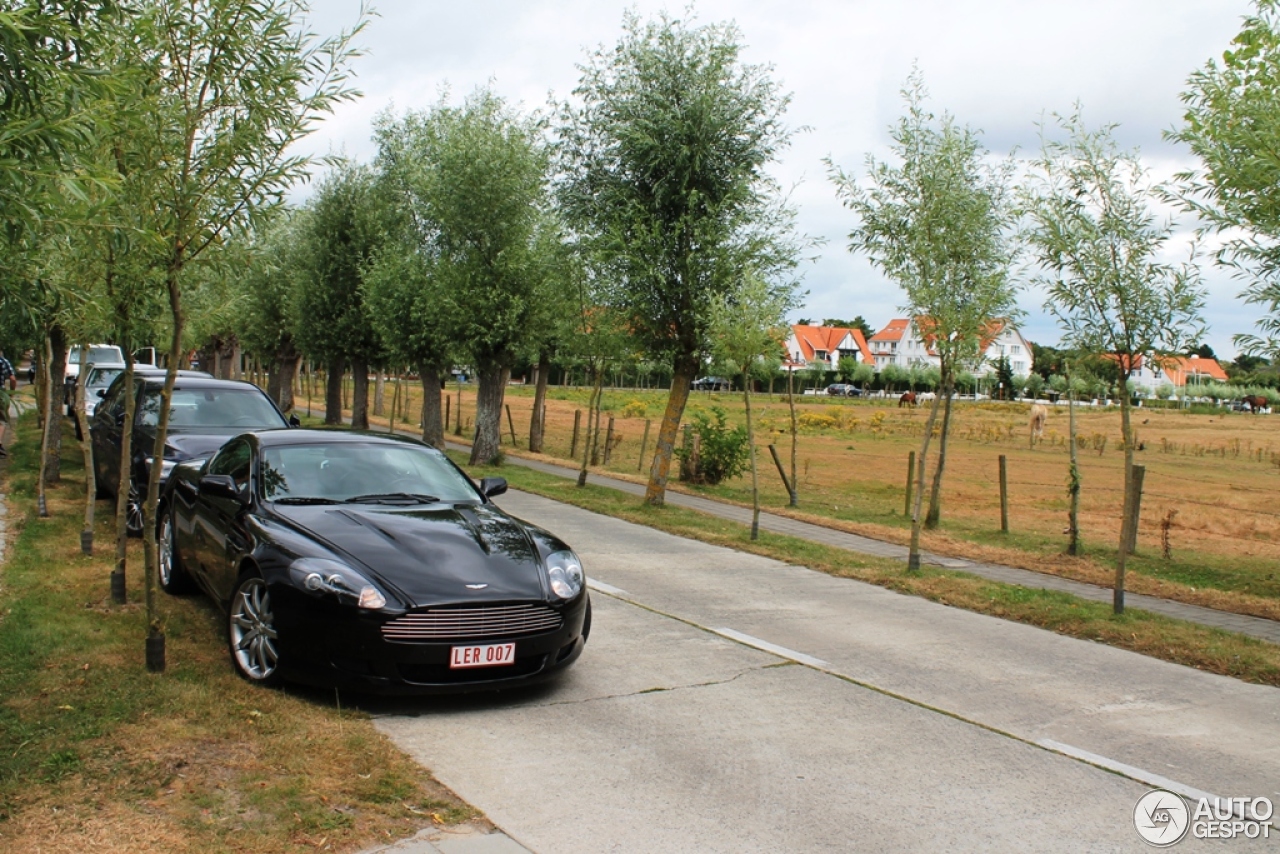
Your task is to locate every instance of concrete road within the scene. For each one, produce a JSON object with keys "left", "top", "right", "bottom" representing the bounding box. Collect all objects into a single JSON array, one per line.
[{"left": 372, "top": 490, "right": 1280, "bottom": 852}]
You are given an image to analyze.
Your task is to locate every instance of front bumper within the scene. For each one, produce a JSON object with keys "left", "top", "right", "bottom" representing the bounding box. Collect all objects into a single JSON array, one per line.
[{"left": 272, "top": 587, "right": 591, "bottom": 695}]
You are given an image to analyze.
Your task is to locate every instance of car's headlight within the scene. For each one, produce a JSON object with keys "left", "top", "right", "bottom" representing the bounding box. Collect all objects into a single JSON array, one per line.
[
  {"left": 545, "top": 550, "right": 584, "bottom": 600},
  {"left": 288, "top": 557, "right": 387, "bottom": 609},
  {"left": 144, "top": 456, "right": 178, "bottom": 481}
]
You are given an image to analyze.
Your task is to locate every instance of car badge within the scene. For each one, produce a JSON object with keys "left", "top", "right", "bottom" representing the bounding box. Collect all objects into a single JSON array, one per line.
[{"left": 465, "top": 583, "right": 488, "bottom": 590}]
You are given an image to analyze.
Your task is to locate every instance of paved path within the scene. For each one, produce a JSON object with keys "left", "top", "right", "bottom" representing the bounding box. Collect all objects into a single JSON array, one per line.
[
  {"left": 460, "top": 445, "right": 1280, "bottom": 645},
  {"left": 372, "top": 488, "right": 1279, "bottom": 852}
]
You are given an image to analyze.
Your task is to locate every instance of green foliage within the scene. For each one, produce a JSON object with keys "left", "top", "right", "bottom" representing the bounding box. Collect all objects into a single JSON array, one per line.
[
  {"left": 558, "top": 10, "right": 803, "bottom": 369},
  {"left": 676, "top": 406, "right": 749, "bottom": 485},
  {"left": 1171, "top": 0, "right": 1280, "bottom": 359},
  {"left": 1024, "top": 111, "right": 1206, "bottom": 367},
  {"left": 828, "top": 71, "right": 1021, "bottom": 391}
]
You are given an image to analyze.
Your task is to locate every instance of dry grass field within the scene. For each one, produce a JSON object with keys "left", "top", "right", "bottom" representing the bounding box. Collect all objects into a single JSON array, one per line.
[{"left": 330, "top": 376, "right": 1280, "bottom": 621}]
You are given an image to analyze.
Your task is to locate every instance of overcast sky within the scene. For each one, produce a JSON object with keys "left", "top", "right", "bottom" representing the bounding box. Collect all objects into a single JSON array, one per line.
[{"left": 295, "top": 0, "right": 1257, "bottom": 359}]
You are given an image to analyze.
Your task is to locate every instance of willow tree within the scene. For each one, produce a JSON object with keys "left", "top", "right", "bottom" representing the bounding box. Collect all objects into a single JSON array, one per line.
[
  {"left": 708, "top": 273, "right": 796, "bottom": 539},
  {"left": 558, "top": 11, "right": 803, "bottom": 506},
  {"left": 827, "top": 74, "right": 1019, "bottom": 569},
  {"left": 1170, "top": 0, "right": 1280, "bottom": 360},
  {"left": 125, "top": 0, "right": 363, "bottom": 670},
  {"left": 1022, "top": 111, "right": 1205, "bottom": 614},
  {"left": 376, "top": 89, "right": 551, "bottom": 465}
]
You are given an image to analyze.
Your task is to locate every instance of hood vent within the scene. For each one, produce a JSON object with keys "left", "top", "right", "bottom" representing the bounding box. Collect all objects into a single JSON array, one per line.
[{"left": 382, "top": 604, "right": 562, "bottom": 642}]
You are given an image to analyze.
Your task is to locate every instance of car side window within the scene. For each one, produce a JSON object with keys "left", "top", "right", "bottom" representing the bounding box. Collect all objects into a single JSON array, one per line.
[
  {"left": 101, "top": 379, "right": 129, "bottom": 423},
  {"left": 207, "top": 439, "right": 252, "bottom": 493}
]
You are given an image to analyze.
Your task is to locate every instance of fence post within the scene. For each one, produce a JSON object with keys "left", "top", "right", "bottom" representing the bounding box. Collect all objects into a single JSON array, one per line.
[
  {"left": 570, "top": 409, "right": 581, "bottom": 459},
  {"left": 505, "top": 404, "right": 518, "bottom": 446},
  {"left": 445, "top": 397, "right": 450, "bottom": 434},
  {"left": 999, "top": 454, "right": 1009, "bottom": 533},
  {"left": 904, "top": 450, "right": 916, "bottom": 517},
  {"left": 638, "top": 419, "right": 651, "bottom": 472},
  {"left": 768, "top": 444, "right": 793, "bottom": 498},
  {"left": 603, "top": 416, "right": 616, "bottom": 464}
]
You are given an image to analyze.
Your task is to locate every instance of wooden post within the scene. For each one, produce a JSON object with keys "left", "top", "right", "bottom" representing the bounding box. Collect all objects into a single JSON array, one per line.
[
  {"left": 998, "top": 454, "right": 1009, "bottom": 533},
  {"left": 454, "top": 382, "right": 463, "bottom": 436},
  {"left": 1124, "top": 464, "right": 1146, "bottom": 554},
  {"left": 570, "top": 409, "right": 582, "bottom": 459},
  {"left": 638, "top": 419, "right": 651, "bottom": 471},
  {"left": 505, "top": 404, "right": 517, "bottom": 446},
  {"left": 904, "top": 450, "right": 916, "bottom": 517},
  {"left": 445, "top": 396, "right": 451, "bottom": 433},
  {"left": 768, "top": 444, "right": 793, "bottom": 497},
  {"left": 603, "top": 416, "right": 615, "bottom": 464}
]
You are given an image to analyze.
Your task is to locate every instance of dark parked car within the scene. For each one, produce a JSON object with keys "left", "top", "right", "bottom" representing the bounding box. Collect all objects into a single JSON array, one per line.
[
  {"left": 692, "top": 376, "right": 731, "bottom": 391},
  {"left": 91, "top": 371, "right": 293, "bottom": 534},
  {"left": 158, "top": 429, "right": 591, "bottom": 694},
  {"left": 826, "top": 383, "right": 861, "bottom": 397}
]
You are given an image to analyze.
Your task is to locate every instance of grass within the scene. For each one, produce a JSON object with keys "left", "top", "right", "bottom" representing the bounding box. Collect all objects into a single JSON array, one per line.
[
  {"left": 0, "top": 412, "right": 481, "bottom": 853},
  {"left": 454, "top": 453, "right": 1280, "bottom": 688}
]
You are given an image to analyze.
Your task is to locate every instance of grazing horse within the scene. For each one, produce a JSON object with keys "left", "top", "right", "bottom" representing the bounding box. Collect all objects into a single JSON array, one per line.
[
  {"left": 1029, "top": 403, "right": 1048, "bottom": 447},
  {"left": 1242, "top": 394, "right": 1270, "bottom": 414},
  {"left": 898, "top": 391, "right": 917, "bottom": 408}
]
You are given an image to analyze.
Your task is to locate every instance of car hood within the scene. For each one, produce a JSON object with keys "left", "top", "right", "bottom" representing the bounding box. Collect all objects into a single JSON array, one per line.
[
  {"left": 164, "top": 431, "right": 239, "bottom": 461},
  {"left": 273, "top": 503, "right": 546, "bottom": 606}
]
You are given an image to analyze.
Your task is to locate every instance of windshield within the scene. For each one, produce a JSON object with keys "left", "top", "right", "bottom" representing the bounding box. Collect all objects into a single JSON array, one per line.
[
  {"left": 69, "top": 345, "right": 124, "bottom": 365},
  {"left": 138, "top": 386, "right": 287, "bottom": 430},
  {"left": 86, "top": 367, "right": 123, "bottom": 390},
  {"left": 260, "top": 442, "right": 480, "bottom": 503}
]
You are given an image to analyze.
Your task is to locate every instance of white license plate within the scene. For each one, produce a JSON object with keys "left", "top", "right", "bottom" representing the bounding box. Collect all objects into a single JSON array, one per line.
[{"left": 449, "top": 642, "right": 516, "bottom": 669}]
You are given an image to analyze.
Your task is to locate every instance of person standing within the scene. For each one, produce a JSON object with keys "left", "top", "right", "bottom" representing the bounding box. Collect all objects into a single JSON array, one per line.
[{"left": 0, "top": 349, "right": 16, "bottom": 457}]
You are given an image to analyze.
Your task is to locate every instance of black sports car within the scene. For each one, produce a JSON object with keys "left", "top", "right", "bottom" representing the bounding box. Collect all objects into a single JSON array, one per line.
[
  {"left": 91, "top": 370, "right": 292, "bottom": 534},
  {"left": 159, "top": 429, "right": 590, "bottom": 694}
]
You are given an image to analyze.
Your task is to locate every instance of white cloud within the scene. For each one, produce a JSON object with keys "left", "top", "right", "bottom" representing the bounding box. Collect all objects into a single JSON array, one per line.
[{"left": 295, "top": 0, "right": 1256, "bottom": 359}]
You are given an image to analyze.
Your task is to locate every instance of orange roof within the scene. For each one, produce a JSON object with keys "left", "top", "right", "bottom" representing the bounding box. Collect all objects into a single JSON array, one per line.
[
  {"left": 869, "top": 319, "right": 909, "bottom": 344},
  {"left": 790, "top": 325, "right": 872, "bottom": 364},
  {"left": 1156, "top": 355, "right": 1228, "bottom": 384}
]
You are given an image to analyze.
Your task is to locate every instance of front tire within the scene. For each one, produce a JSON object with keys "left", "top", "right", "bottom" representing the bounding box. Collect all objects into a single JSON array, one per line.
[
  {"left": 228, "top": 573, "right": 281, "bottom": 687},
  {"left": 125, "top": 482, "right": 144, "bottom": 537},
  {"left": 158, "top": 509, "right": 195, "bottom": 594}
]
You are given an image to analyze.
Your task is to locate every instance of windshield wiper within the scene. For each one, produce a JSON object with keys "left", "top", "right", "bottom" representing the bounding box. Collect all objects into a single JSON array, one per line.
[
  {"left": 344, "top": 492, "right": 440, "bottom": 505},
  {"left": 273, "top": 496, "right": 341, "bottom": 505}
]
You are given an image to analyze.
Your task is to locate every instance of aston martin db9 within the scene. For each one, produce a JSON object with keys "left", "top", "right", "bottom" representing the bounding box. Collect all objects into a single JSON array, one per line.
[{"left": 159, "top": 429, "right": 590, "bottom": 694}]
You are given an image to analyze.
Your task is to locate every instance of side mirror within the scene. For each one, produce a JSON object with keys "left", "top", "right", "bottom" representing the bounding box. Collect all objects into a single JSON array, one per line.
[
  {"left": 199, "top": 473, "right": 246, "bottom": 503},
  {"left": 478, "top": 477, "right": 507, "bottom": 498},
  {"left": 288, "top": 414, "right": 301, "bottom": 427},
  {"left": 95, "top": 388, "right": 106, "bottom": 399}
]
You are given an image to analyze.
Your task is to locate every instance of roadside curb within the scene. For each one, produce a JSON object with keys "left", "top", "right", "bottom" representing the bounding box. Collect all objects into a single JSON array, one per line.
[{"left": 357, "top": 822, "right": 532, "bottom": 854}]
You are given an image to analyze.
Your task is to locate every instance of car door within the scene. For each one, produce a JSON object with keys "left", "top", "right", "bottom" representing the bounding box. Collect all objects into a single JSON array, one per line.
[
  {"left": 192, "top": 438, "right": 254, "bottom": 602},
  {"left": 91, "top": 378, "right": 131, "bottom": 495}
]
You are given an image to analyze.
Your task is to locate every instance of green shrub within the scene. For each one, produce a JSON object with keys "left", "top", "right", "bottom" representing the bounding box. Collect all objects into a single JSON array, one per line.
[{"left": 676, "top": 406, "right": 749, "bottom": 485}]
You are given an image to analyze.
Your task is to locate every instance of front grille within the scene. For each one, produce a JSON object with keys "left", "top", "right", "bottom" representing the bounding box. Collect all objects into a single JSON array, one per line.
[{"left": 382, "top": 604, "right": 563, "bottom": 642}]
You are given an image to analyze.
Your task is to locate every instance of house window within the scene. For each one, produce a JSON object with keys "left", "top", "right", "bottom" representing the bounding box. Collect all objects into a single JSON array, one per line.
[
  {"left": 1011, "top": 345, "right": 1021, "bottom": 355},
  {"left": 814, "top": 350, "right": 827, "bottom": 361}
]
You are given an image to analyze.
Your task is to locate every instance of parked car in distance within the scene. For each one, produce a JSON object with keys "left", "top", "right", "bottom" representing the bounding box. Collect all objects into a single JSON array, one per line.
[
  {"left": 826, "top": 383, "right": 861, "bottom": 397},
  {"left": 691, "top": 376, "right": 731, "bottom": 392},
  {"left": 159, "top": 429, "right": 591, "bottom": 694},
  {"left": 91, "top": 372, "right": 295, "bottom": 535}
]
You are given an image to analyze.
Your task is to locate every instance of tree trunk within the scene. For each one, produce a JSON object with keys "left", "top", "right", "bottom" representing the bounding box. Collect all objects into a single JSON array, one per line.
[
  {"left": 529, "top": 349, "right": 550, "bottom": 453},
  {"left": 267, "top": 339, "right": 299, "bottom": 413},
  {"left": 469, "top": 364, "right": 508, "bottom": 465},
  {"left": 924, "top": 372, "right": 956, "bottom": 529},
  {"left": 75, "top": 345, "right": 95, "bottom": 552},
  {"left": 578, "top": 363, "right": 604, "bottom": 487},
  {"left": 324, "top": 357, "right": 345, "bottom": 425},
  {"left": 373, "top": 370, "right": 385, "bottom": 417},
  {"left": 1067, "top": 382, "right": 1081, "bottom": 556},
  {"left": 419, "top": 364, "right": 444, "bottom": 448},
  {"left": 744, "top": 373, "right": 760, "bottom": 540},
  {"left": 43, "top": 326, "right": 68, "bottom": 484},
  {"left": 230, "top": 340, "right": 242, "bottom": 380},
  {"left": 351, "top": 356, "right": 370, "bottom": 430},
  {"left": 644, "top": 355, "right": 699, "bottom": 506},
  {"left": 113, "top": 358, "right": 138, "bottom": 603},
  {"left": 907, "top": 390, "right": 945, "bottom": 571},
  {"left": 1115, "top": 374, "right": 1136, "bottom": 613},
  {"left": 787, "top": 368, "right": 798, "bottom": 506}
]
